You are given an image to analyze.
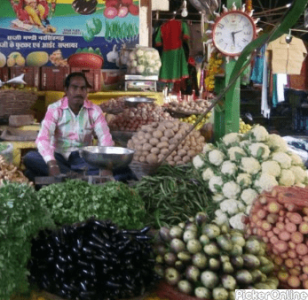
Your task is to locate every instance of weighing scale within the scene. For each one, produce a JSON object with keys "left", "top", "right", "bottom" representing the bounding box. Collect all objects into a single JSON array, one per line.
[{"left": 124, "top": 75, "right": 158, "bottom": 92}]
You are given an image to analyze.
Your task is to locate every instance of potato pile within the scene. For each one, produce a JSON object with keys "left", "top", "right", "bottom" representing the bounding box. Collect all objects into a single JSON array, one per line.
[
  {"left": 108, "top": 103, "right": 173, "bottom": 132},
  {"left": 167, "top": 100, "right": 210, "bottom": 114},
  {"left": 127, "top": 120, "right": 206, "bottom": 165}
]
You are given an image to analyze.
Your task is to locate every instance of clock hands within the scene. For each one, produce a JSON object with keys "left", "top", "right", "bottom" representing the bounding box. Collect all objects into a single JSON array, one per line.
[{"left": 231, "top": 30, "right": 243, "bottom": 45}]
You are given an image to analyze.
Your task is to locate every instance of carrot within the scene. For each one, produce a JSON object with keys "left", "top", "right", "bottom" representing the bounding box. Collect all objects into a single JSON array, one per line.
[
  {"left": 279, "top": 231, "right": 291, "bottom": 241},
  {"left": 296, "top": 243, "right": 308, "bottom": 256},
  {"left": 267, "top": 202, "right": 281, "bottom": 214},
  {"left": 285, "top": 258, "right": 294, "bottom": 268},
  {"left": 285, "top": 223, "right": 297, "bottom": 233},
  {"left": 299, "top": 222, "right": 308, "bottom": 234},
  {"left": 287, "top": 275, "right": 301, "bottom": 288},
  {"left": 275, "top": 241, "right": 288, "bottom": 253},
  {"left": 303, "top": 265, "right": 308, "bottom": 274},
  {"left": 289, "top": 268, "right": 301, "bottom": 276},
  {"left": 257, "top": 210, "right": 266, "bottom": 219},
  {"left": 289, "top": 241, "right": 296, "bottom": 249},
  {"left": 270, "top": 236, "right": 279, "bottom": 244},
  {"left": 303, "top": 279, "right": 308, "bottom": 289},
  {"left": 291, "top": 232, "right": 304, "bottom": 244},
  {"left": 288, "top": 250, "right": 297, "bottom": 259},
  {"left": 267, "top": 213, "right": 278, "bottom": 224},
  {"left": 267, "top": 231, "right": 274, "bottom": 238},
  {"left": 277, "top": 271, "right": 289, "bottom": 282},
  {"left": 261, "top": 221, "right": 272, "bottom": 232},
  {"left": 274, "top": 256, "right": 284, "bottom": 266},
  {"left": 276, "top": 222, "right": 285, "bottom": 231},
  {"left": 288, "top": 213, "right": 303, "bottom": 224}
]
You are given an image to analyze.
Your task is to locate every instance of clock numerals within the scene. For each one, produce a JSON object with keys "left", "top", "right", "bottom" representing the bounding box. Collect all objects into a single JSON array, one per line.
[
  {"left": 242, "top": 38, "right": 249, "bottom": 43},
  {"left": 224, "top": 43, "right": 228, "bottom": 50},
  {"left": 237, "top": 44, "right": 243, "bottom": 50},
  {"left": 215, "top": 31, "right": 222, "bottom": 36},
  {"left": 217, "top": 23, "right": 224, "bottom": 29},
  {"left": 239, "top": 16, "right": 244, "bottom": 23},
  {"left": 243, "top": 23, "right": 250, "bottom": 28},
  {"left": 244, "top": 31, "right": 252, "bottom": 36},
  {"left": 218, "top": 39, "right": 224, "bottom": 44}
]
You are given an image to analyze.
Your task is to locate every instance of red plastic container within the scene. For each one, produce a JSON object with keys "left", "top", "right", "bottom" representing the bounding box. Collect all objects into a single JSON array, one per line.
[{"left": 68, "top": 53, "right": 104, "bottom": 69}]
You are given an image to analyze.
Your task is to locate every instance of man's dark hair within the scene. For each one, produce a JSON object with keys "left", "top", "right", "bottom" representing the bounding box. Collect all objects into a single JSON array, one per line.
[{"left": 64, "top": 72, "right": 92, "bottom": 88}]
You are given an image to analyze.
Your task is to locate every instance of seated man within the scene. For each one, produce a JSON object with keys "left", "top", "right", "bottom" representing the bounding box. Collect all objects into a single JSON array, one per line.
[{"left": 24, "top": 72, "right": 135, "bottom": 182}]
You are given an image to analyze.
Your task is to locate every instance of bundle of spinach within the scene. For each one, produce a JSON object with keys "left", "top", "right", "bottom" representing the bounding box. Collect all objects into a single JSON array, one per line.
[
  {"left": 135, "top": 164, "right": 218, "bottom": 229},
  {"left": 0, "top": 182, "right": 55, "bottom": 300},
  {"left": 38, "top": 180, "right": 146, "bottom": 230}
]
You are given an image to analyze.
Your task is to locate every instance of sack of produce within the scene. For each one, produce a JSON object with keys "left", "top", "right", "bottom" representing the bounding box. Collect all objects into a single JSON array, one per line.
[
  {"left": 245, "top": 186, "right": 308, "bottom": 289},
  {"left": 154, "top": 213, "right": 279, "bottom": 300},
  {"left": 0, "top": 142, "right": 13, "bottom": 163},
  {"left": 127, "top": 45, "right": 161, "bottom": 76},
  {"left": 127, "top": 120, "right": 206, "bottom": 165}
]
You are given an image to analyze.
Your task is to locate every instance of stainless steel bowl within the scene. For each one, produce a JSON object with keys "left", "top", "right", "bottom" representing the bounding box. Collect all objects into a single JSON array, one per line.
[
  {"left": 80, "top": 146, "right": 134, "bottom": 170},
  {"left": 124, "top": 96, "right": 155, "bottom": 107}
]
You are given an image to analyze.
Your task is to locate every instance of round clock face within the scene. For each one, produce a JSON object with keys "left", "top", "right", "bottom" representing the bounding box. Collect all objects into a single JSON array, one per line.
[{"left": 213, "top": 11, "right": 256, "bottom": 57}]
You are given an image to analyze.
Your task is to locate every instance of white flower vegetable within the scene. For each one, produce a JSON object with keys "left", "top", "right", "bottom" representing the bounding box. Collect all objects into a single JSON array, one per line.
[
  {"left": 209, "top": 176, "right": 223, "bottom": 193},
  {"left": 290, "top": 166, "right": 308, "bottom": 184},
  {"left": 214, "top": 210, "right": 229, "bottom": 226},
  {"left": 245, "top": 205, "right": 252, "bottom": 215},
  {"left": 131, "top": 60, "right": 137, "bottom": 67},
  {"left": 228, "top": 147, "right": 246, "bottom": 161},
  {"left": 268, "top": 134, "right": 288, "bottom": 152},
  {"left": 279, "top": 169, "right": 295, "bottom": 187},
  {"left": 295, "top": 183, "right": 306, "bottom": 188},
  {"left": 136, "top": 65, "right": 145, "bottom": 74},
  {"left": 272, "top": 152, "right": 292, "bottom": 169},
  {"left": 250, "top": 125, "right": 269, "bottom": 142},
  {"left": 222, "top": 181, "right": 241, "bottom": 199},
  {"left": 261, "top": 161, "right": 281, "bottom": 177},
  {"left": 241, "top": 188, "right": 258, "bottom": 205},
  {"left": 212, "top": 193, "right": 225, "bottom": 203},
  {"left": 136, "top": 48, "right": 144, "bottom": 57},
  {"left": 229, "top": 213, "right": 245, "bottom": 230},
  {"left": 202, "top": 168, "right": 214, "bottom": 181},
  {"left": 240, "top": 140, "right": 251, "bottom": 148},
  {"left": 193, "top": 155, "right": 204, "bottom": 169},
  {"left": 144, "top": 51, "right": 152, "bottom": 60},
  {"left": 222, "top": 133, "right": 241, "bottom": 146},
  {"left": 220, "top": 199, "right": 242, "bottom": 215},
  {"left": 208, "top": 150, "right": 225, "bottom": 166},
  {"left": 236, "top": 173, "right": 252, "bottom": 188},
  {"left": 202, "top": 143, "right": 215, "bottom": 154},
  {"left": 248, "top": 143, "right": 270, "bottom": 160},
  {"left": 240, "top": 157, "right": 261, "bottom": 175},
  {"left": 255, "top": 173, "right": 278, "bottom": 192},
  {"left": 221, "top": 161, "right": 237, "bottom": 176},
  {"left": 290, "top": 153, "right": 304, "bottom": 166}
]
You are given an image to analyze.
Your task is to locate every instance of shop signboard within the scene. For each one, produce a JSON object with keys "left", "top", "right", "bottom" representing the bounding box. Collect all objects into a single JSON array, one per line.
[{"left": 0, "top": 0, "right": 140, "bottom": 70}]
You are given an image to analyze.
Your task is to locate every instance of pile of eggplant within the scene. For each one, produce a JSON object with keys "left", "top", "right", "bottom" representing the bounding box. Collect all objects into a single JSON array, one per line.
[
  {"left": 28, "top": 218, "right": 157, "bottom": 300},
  {"left": 154, "top": 213, "right": 279, "bottom": 300}
]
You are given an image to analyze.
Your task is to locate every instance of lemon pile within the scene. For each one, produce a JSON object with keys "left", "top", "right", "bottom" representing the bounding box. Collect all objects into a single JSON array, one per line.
[
  {"left": 239, "top": 118, "right": 252, "bottom": 133},
  {"left": 180, "top": 113, "right": 211, "bottom": 130}
]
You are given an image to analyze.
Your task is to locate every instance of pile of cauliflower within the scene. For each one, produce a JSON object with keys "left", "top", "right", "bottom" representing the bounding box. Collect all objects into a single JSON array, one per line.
[
  {"left": 126, "top": 46, "right": 161, "bottom": 76},
  {"left": 192, "top": 125, "right": 308, "bottom": 230}
]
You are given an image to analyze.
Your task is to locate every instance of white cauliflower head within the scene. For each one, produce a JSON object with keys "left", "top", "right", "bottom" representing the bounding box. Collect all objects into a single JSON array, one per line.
[
  {"left": 228, "top": 146, "right": 246, "bottom": 162},
  {"left": 214, "top": 210, "right": 229, "bottom": 226},
  {"left": 220, "top": 199, "right": 240, "bottom": 215},
  {"left": 279, "top": 169, "right": 295, "bottom": 187},
  {"left": 229, "top": 213, "right": 246, "bottom": 230},
  {"left": 209, "top": 176, "right": 224, "bottom": 193},
  {"left": 290, "top": 166, "right": 308, "bottom": 184},
  {"left": 222, "top": 133, "right": 241, "bottom": 147},
  {"left": 222, "top": 181, "right": 241, "bottom": 199},
  {"left": 193, "top": 155, "right": 204, "bottom": 169},
  {"left": 208, "top": 149, "right": 225, "bottom": 166},
  {"left": 245, "top": 205, "right": 252, "bottom": 215},
  {"left": 248, "top": 143, "right": 270, "bottom": 160},
  {"left": 241, "top": 188, "right": 258, "bottom": 205},
  {"left": 202, "top": 168, "right": 214, "bottom": 181},
  {"left": 202, "top": 143, "right": 215, "bottom": 154},
  {"left": 272, "top": 152, "right": 292, "bottom": 169},
  {"left": 221, "top": 161, "right": 238, "bottom": 176},
  {"left": 240, "top": 140, "right": 251, "bottom": 149},
  {"left": 250, "top": 125, "right": 269, "bottom": 142},
  {"left": 212, "top": 193, "right": 225, "bottom": 203},
  {"left": 255, "top": 173, "right": 278, "bottom": 192},
  {"left": 240, "top": 157, "right": 261, "bottom": 175},
  {"left": 289, "top": 152, "right": 304, "bottom": 166},
  {"left": 261, "top": 161, "right": 281, "bottom": 177},
  {"left": 267, "top": 134, "right": 288, "bottom": 152},
  {"left": 236, "top": 173, "right": 252, "bottom": 188}
]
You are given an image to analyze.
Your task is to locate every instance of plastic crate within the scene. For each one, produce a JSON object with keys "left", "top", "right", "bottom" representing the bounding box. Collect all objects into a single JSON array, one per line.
[{"left": 41, "top": 66, "right": 70, "bottom": 91}]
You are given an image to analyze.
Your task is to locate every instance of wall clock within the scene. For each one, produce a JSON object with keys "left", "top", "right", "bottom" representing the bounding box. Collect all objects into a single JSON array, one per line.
[{"left": 207, "top": 3, "right": 261, "bottom": 60}]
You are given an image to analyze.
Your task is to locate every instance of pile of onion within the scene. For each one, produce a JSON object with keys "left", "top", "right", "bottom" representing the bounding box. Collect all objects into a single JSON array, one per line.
[{"left": 167, "top": 100, "right": 211, "bottom": 114}]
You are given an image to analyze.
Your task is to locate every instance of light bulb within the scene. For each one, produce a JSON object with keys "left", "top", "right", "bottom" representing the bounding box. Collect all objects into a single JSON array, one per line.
[{"left": 181, "top": 8, "right": 188, "bottom": 17}]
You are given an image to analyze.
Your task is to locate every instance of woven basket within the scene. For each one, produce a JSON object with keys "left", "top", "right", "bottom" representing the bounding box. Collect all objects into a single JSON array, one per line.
[
  {"left": 0, "top": 90, "right": 37, "bottom": 117},
  {"left": 111, "top": 130, "right": 135, "bottom": 147},
  {"left": 129, "top": 161, "right": 159, "bottom": 180}
]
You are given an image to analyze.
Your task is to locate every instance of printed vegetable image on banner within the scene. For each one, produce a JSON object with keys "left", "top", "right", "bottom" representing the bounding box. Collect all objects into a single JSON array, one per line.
[{"left": 0, "top": 0, "right": 140, "bottom": 69}]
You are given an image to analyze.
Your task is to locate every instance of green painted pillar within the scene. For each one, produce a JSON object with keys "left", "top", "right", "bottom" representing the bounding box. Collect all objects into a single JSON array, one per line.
[{"left": 214, "top": 0, "right": 242, "bottom": 141}]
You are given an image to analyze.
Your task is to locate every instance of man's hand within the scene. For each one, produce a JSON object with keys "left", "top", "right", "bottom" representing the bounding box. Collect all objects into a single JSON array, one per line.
[{"left": 47, "top": 160, "right": 61, "bottom": 177}]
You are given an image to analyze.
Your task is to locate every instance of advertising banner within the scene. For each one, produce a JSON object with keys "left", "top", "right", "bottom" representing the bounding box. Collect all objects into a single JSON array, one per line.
[{"left": 0, "top": 0, "right": 140, "bottom": 70}]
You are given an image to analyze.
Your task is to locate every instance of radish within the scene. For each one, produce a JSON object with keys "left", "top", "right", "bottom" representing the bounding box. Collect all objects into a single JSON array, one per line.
[
  {"left": 117, "top": 6, "right": 128, "bottom": 17},
  {"left": 128, "top": 4, "right": 139, "bottom": 15},
  {"left": 121, "top": 0, "right": 133, "bottom": 6},
  {"left": 104, "top": 7, "right": 118, "bottom": 18}
]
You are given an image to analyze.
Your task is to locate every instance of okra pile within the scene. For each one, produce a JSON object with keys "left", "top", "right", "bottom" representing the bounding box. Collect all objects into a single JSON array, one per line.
[{"left": 29, "top": 218, "right": 157, "bottom": 300}]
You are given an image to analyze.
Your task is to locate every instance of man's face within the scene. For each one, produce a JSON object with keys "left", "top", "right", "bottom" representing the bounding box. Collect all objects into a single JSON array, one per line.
[{"left": 65, "top": 76, "right": 88, "bottom": 108}]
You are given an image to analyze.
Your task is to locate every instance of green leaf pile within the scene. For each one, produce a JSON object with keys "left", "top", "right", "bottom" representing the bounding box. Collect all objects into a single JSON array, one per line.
[
  {"left": 38, "top": 180, "right": 146, "bottom": 230},
  {"left": 0, "top": 182, "right": 55, "bottom": 300}
]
